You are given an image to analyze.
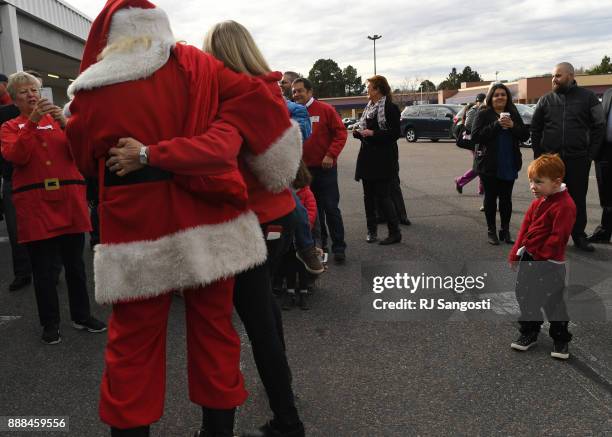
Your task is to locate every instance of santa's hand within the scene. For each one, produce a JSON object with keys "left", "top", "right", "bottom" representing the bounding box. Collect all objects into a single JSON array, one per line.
[{"left": 107, "top": 137, "right": 144, "bottom": 177}]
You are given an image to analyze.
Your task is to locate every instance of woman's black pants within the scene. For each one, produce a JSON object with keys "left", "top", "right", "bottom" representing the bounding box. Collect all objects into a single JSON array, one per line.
[
  {"left": 233, "top": 211, "right": 300, "bottom": 426},
  {"left": 481, "top": 175, "right": 515, "bottom": 231},
  {"left": 26, "top": 233, "right": 91, "bottom": 327},
  {"left": 363, "top": 178, "right": 399, "bottom": 236}
]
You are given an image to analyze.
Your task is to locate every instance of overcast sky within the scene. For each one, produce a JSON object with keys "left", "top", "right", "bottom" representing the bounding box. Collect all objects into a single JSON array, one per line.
[{"left": 63, "top": 0, "right": 612, "bottom": 89}]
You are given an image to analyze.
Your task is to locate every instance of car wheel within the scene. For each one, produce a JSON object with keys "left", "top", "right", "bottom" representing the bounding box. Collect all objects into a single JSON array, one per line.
[
  {"left": 430, "top": 138, "right": 439, "bottom": 143},
  {"left": 405, "top": 128, "right": 417, "bottom": 142}
]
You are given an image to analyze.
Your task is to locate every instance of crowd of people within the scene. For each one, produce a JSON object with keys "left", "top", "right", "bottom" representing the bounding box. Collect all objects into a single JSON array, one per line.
[{"left": 0, "top": 0, "right": 610, "bottom": 435}]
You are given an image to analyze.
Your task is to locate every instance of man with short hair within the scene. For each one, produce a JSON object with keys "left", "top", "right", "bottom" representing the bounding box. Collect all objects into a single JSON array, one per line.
[
  {"left": 0, "top": 74, "right": 11, "bottom": 105},
  {"left": 588, "top": 86, "right": 612, "bottom": 243},
  {"left": 531, "top": 62, "right": 605, "bottom": 252},
  {"left": 292, "top": 78, "right": 348, "bottom": 262},
  {"left": 280, "top": 71, "right": 299, "bottom": 100}
]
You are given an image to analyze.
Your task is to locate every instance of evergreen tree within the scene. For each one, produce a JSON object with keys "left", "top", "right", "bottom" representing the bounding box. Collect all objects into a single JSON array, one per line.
[{"left": 308, "top": 59, "right": 345, "bottom": 98}]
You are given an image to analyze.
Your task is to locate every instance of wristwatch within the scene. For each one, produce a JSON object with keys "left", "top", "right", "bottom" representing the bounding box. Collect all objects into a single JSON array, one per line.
[{"left": 139, "top": 146, "right": 149, "bottom": 165}]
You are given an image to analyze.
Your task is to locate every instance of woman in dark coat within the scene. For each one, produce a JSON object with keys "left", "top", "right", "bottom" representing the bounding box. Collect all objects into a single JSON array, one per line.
[
  {"left": 354, "top": 75, "right": 402, "bottom": 245},
  {"left": 472, "top": 82, "right": 529, "bottom": 245}
]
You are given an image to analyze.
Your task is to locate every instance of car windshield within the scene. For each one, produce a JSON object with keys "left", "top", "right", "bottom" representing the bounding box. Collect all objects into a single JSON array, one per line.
[{"left": 516, "top": 104, "right": 534, "bottom": 116}]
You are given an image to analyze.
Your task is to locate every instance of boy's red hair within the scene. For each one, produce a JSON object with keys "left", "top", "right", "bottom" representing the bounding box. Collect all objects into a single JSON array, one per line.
[{"left": 527, "top": 154, "right": 565, "bottom": 180}]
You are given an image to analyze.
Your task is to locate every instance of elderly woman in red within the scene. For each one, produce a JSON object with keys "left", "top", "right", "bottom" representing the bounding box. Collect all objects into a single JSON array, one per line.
[{"left": 0, "top": 72, "right": 106, "bottom": 345}]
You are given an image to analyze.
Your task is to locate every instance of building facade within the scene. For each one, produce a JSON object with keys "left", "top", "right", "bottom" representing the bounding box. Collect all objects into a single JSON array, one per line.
[{"left": 0, "top": 0, "right": 91, "bottom": 105}]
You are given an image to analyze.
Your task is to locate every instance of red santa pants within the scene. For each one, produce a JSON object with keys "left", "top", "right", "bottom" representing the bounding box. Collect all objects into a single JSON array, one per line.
[{"left": 99, "top": 278, "right": 247, "bottom": 428}]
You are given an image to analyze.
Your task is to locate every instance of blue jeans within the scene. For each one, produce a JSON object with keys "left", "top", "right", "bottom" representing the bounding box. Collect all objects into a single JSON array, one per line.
[
  {"left": 308, "top": 166, "right": 346, "bottom": 254},
  {"left": 291, "top": 191, "right": 314, "bottom": 251}
]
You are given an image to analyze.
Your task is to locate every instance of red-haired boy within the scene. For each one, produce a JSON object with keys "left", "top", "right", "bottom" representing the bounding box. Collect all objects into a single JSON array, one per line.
[{"left": 508, "top": 154, "right": 576, "bottom": 359}]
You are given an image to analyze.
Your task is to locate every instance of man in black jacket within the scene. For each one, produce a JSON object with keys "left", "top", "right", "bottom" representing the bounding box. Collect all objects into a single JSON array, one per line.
[
  {"left": 531, "top": 62, "right": 605, "bottom": 252},
  {"left": 588, "top": 87, "right": 612, "bottom": 243},
  {"left": 0, "top": 101, "right": 32, "bottom": 290}
]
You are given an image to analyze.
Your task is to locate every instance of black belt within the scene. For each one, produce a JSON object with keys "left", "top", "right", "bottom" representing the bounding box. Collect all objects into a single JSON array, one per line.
[
  {"left": 103, "top": 166, "right": 172, "bottom": 187},
  {"left": 12, "top": 178, "right": 86, "bottom": 194}
]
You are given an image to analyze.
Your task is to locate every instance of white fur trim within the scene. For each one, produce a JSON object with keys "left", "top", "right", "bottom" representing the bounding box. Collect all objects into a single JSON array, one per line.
[
  {"left": 93, "top": 211, "right": 267, "bottom": 304},
  {"left": 68, "top": 8, "right": 175, "bottom": 97},
  {"left": 63, "top": 101, "right": 72, "bottom": 118},
  {"left": 244, "top": 120, "right": 302, "bottom": 193}
]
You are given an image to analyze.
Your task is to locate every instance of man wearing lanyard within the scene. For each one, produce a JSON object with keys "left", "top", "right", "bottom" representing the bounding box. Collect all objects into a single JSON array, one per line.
[{"left": 292, "top": 78, "right": 348, "bottom": 263}]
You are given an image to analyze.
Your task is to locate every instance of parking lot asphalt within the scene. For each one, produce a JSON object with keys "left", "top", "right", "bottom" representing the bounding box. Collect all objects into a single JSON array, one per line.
[{"left": 0, "top": 136, "right": 610, "bottom": 436}]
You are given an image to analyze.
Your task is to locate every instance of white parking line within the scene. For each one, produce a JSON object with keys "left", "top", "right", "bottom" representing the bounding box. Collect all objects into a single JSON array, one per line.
[{"left": 0, "top": 316, "right": 21, "bottom": 327}]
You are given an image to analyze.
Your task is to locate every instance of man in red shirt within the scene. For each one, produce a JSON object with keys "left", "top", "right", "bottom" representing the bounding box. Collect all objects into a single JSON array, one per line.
[{"left": 292, "top": 78, "right": 348, "bottom": 262}]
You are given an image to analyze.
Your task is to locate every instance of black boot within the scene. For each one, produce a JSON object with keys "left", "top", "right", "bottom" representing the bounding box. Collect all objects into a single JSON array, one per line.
[
  {"left": 499, "top": 229, "right": 514, "bottom": 244},
  {"left": 111, "top": 426, "right": 149, "bottom": 437},
  {"left": 587, "top": 225, "right": 611, "bottom": 243},
  {"left": 487, "top": 228, "right": 500, "bottom": 245},
  {"left": 574, "top": 236, "right": 595, "bottom": 252},
  {"left": 379, "top": 232, "right": 401, "bottom": 245},
  {"left": 195, "top": 407, "right": 235, "bottom": 437}
]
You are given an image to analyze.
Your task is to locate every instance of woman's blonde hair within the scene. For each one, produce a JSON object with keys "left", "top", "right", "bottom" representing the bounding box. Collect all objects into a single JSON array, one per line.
[
  {"left": 98, "top": 36, "right": 152, "bottom": 60},
  {"left": 7, "top": 72, "right": 40, "bottom": 100},
  {"left": 203, "top": 21, "right": 270, "bottom": 76}
]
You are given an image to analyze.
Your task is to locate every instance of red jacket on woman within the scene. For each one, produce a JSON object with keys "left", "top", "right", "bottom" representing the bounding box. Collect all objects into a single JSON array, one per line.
[{"left": 1, "top": 114, "right": 91, "bottom": 243}]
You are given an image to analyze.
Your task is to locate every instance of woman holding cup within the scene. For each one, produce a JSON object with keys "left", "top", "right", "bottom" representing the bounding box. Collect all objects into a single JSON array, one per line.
[{"left": 472, "top": 82, "right": 529, "bottom": 245}]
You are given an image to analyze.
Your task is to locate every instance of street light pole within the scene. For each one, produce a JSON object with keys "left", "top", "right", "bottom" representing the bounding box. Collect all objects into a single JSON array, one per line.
[{"left": 367, "top": 34, "right": 382, "bottom": 75}]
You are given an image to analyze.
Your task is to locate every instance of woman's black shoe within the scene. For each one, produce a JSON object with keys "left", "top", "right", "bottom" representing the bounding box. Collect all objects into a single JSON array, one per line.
[
  {"left": 587, "top": 226, "right": 611, "bottom": 243},
  {"left": 8, "top": 276, "right": 31, "bottom": 291},
  {"left": 366, "top": 233, "right": 378, "bottom": 243},
  {"left": 400, "top": 218, "right": 412, "bottom": 226},
  {"left": 379, "top": 233, "right": 401, "bottom": 245},
  {"left": 487, "top": 230, "right": 500, "bottom": 245},
  {"left": 499, "top": 229, "right": 514, "bottom": 244}
]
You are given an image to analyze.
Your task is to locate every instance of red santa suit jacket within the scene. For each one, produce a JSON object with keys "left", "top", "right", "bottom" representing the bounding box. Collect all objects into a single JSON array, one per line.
[
  {"left": 302, "top": 98, "right": 347, "bottom": 168},
  {"left": 65, "top": 7, "right": 301, "bottom": 304},
  {"left": 240, "top": 71, "right": 301, "bottom": 224},
  {"left": 509, "top": 186, "right": 576, "bottom": 262},
  {"left": 1, "top": 114, "right": 91, "bottom": 243}
]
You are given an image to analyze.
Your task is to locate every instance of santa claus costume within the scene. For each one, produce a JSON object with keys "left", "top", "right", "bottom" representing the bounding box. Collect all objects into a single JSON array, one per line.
[{"left": 65, "top": 1, "right": 301, "bottom": 436}]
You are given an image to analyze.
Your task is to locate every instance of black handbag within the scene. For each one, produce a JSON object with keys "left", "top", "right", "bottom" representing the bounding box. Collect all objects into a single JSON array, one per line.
[{"left": 455, "top": 127, "right": 475, "bottom": 151}]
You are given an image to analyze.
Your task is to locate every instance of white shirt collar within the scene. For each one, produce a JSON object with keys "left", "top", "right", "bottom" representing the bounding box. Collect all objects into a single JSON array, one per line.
[{"left": 305, "top": 97, "right": 315, "bottom": 108}]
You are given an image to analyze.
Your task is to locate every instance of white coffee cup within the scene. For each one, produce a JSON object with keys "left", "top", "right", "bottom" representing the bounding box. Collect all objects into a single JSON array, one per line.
[{"left": 500, "top": 112, "right": 510, "bottom": 129}]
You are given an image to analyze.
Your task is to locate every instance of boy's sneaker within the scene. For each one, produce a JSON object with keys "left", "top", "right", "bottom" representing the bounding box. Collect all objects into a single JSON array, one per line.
[
  {"left": 72, "top": 316, "right": 107, "bottom": 333},
  {"left": 296, "top": 247, "right": 325, "bottom": 274},
  {"left": 282, "top": 291, "right": 295, "bottom": 311},
  {"left": 510, "top": 333, "right": 538, "bottom": 351},
  {"left": 41, "top": 324, "right": 61, "bottom": 345},
  {"left": 298, "top": 290, "right": 310, "bottom": 311},
  {"left": 551, "top": 342, "right": 570, "bottom": 360}
]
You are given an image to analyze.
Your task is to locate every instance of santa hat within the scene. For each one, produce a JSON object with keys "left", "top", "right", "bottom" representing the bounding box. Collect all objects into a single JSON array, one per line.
[
  {"left": 68, "top": 0, "right": 174, "bottom": 97},
  {"left": 80, "top": 0, "right": 173, "bottom": 72}
]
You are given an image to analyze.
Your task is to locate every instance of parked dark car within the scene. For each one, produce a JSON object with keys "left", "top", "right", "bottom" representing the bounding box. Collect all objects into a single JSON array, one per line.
[
  {"left": 400, "top": 104, "right": 463, "bottom": 142},
  {"left": 515, "top": 103, "right": 533, "bottom": 147}
]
